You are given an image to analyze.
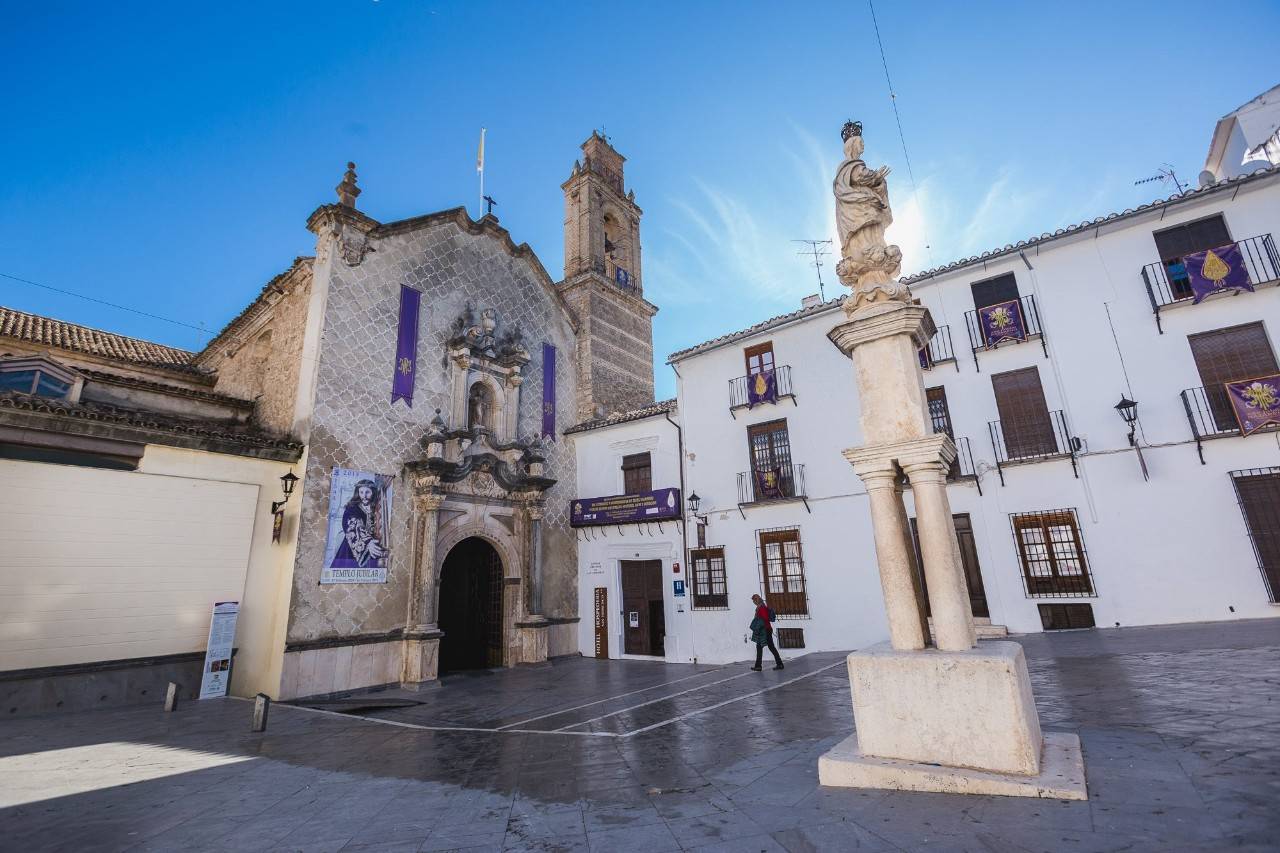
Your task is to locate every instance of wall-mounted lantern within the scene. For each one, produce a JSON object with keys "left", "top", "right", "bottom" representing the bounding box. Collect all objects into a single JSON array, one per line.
[
  {"left": 1114, "top": 397, "right": 1148, "bottom": 481},
  {"left": 271, "top": 470, "right": 299, "bottom": 515},
  {"left": 687, "top": 491, "right": 707, "bottom": 524}
]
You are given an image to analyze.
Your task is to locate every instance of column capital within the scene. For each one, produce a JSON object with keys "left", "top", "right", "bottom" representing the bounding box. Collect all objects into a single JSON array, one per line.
[
  {"left": 415, "top": 493, "right": 445, "bottom": 512},
  {"left": 827, "top": 302, "right": 935, "bottom": 357}
]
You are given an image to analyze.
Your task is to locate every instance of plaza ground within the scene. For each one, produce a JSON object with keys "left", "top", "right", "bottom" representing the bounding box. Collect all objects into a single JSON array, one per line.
[{"left": 1, "top": 620, "right": 1278, "bottom": 852}]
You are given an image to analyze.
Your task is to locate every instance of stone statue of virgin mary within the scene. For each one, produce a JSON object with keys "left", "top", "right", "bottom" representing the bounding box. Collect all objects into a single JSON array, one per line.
[{"left": 833, "top": 121, "right": 908, "bottom": 310}]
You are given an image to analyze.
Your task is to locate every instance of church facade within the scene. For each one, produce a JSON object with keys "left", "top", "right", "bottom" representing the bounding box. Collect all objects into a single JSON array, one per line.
[{"left": 0, "top": 132, "right": 660, "bottom": 710}]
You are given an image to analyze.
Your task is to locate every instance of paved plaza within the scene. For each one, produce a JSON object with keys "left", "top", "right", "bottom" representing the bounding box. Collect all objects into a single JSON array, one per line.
[{"left": 2, "top": 620, "right": 1278, "bottom": 852}]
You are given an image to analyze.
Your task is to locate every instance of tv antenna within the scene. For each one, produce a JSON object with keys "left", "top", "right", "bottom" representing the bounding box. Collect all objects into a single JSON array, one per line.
[
  {"left": 1135, "top": 164, "right": 1186, "bottom": 194},
  {"left": 793, "top": 239, "right": 833, "bottom": 301}
]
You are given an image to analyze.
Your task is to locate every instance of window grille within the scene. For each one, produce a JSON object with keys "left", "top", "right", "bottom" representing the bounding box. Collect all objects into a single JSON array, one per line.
[
  {"left": 1229, "top": 468, "right": 1280, "bottom": 602},
  {"left": 689, "top": 547, "right": 729, "bottom": 610},
  {"left": 1038, "top": 603, "right": 1095, "bottom": 630},
  {"left": 1009, "top": 509, "right": 1095, "bottom": 598},
  {"left": 776, "top": 627, "right": 805, "bottom": 649},
  {"left": 755, "top": 525, "right": 808, "bottom": 616}
]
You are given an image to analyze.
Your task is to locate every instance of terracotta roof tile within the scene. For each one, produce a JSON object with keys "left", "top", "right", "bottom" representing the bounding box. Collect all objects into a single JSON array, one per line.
[
  {"left": 0, "top": 305, "right": 198, "bottom": 372},
  {"left": 565, "top": 399, "right": 677, "bottom": 435}
]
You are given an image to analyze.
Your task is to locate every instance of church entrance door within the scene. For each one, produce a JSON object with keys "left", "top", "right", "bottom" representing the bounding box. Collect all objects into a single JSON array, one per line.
[{"left": 438, "top": 538, "right": 505, "bottom": 672}]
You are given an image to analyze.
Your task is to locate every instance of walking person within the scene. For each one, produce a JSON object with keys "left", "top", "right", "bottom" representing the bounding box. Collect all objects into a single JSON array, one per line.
[{"left": 748, "top": 593, "right": 784, "bottom": 671}]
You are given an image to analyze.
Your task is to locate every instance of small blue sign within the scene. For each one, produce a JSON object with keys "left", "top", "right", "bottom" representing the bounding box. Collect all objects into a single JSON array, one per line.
[{"left": 673, "top": 580, "right": 686, "bottom": 597}]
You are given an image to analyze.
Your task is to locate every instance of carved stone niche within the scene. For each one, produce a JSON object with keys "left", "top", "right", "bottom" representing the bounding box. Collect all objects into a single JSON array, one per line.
[{"left": 446, "top": 303, "right": 530, "bottom": 444}]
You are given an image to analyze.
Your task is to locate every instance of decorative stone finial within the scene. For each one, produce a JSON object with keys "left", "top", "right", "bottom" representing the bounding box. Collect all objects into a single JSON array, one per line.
[
  {"left": 833, "top": 122, "right": 908, "bottom": 313},
  {"left": 336, "top": 162, "right": 361, "bottom": 208},
  {"left": 841, "top": 120, "right": 863, "bottom": 142}
]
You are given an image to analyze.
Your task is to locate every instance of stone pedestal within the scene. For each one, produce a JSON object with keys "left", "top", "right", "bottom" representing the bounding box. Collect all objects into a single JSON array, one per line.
[
  {"left": 515, "top": 617, "right": 550, "bottom": 665},
  {"left": 401, "top": 631, "right": 441, "bottom": 688}
]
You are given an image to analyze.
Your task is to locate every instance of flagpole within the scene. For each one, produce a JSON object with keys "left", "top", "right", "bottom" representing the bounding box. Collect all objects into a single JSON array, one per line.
[{"left": 477, "top": 127, "right": 486, "bottom": 217}]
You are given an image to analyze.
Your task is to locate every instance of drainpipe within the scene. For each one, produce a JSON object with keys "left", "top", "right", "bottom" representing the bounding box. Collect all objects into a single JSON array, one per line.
[{"left": 665, "top": 361, "right": 697, "bottom": 663}]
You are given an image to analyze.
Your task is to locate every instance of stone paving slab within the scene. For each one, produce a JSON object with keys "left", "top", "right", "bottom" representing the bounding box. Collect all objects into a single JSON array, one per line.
[{"left": 1, "top": 619, "right": 1278, "bottom": 851}]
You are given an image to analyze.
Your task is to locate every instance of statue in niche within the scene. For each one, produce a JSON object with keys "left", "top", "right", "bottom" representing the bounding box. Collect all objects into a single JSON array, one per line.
[
  {"left": 833, "top": 120, "right": 908, "bottom": 309},
  {"left": 467, "top": 382, "right": 495, "bottom": 432}
]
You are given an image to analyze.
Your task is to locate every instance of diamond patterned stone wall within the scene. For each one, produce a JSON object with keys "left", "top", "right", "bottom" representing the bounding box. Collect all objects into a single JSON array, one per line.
[{"left": 286, "top": 219, "right": 579, "bottom": 644}]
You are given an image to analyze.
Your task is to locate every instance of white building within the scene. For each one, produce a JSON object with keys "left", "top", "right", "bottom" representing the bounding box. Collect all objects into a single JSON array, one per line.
[
  {"left": 573, "top": 115, "right": 1280, "bottom": 665},
  {"left": 1204, "top": 83, "right": 1280, "bottom": 182}
]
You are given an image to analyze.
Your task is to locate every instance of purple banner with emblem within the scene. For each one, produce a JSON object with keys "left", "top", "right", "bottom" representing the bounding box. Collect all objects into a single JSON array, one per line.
[
  {"left": 978, "top": 298, "right": 1026, "bottom": 348},
  {"left": 1186, "top": 242, "right": 1254, "bottom": 304},
  {"left": 542, "top": 343, "right": 556, "bottom": 440},
  {"left": 571, "top": 487, "right": 681, "bottom": 527},
  {"left": 1226, "top": 374, "right": 1280, "bottom": 436},
  {"left": 390, "top": 285, "right": 420, "bottom": 406},
  {"left": 747, "top": 370, "right": 777, "bottom": 408},
  {"left": 754, "top": 466, "right": 785, "bottom": 500}
]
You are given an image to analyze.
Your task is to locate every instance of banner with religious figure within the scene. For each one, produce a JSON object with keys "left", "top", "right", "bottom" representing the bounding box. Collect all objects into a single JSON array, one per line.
[
  {"left": 1226, "top": 374, "right": 1280, "bottom": 436},
  {"left": 754, "top": 466, "right": 785, "bottom": 500},
  {"left": 391, "top": 285, "right": 421, "bottom": 406},
  {"left": 321, "top": 467, "right": 394, "bottom": 583},
  {"left": 1185, "top": 243, "right": 1254, "bottom": 304},
  {"left": 747, "top": 370, "right": 778, "bottom": 408},
  {"left": 978, "top": 298, "right": 1026, "bottom": 348},
  {"left": 542, "top": 343, "right": 556, "bottom": 440}
]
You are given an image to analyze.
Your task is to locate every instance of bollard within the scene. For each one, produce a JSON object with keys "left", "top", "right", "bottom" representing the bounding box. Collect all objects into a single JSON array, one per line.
[
  {"left": 251, "top": 693, "right": 270, "bottom": 732},
  {"left": 163, "top": 682, "right": 180, "bottom": 712}
]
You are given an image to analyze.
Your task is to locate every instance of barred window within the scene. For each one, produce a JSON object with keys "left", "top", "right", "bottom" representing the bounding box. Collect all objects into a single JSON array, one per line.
[
  {"left": 1010, "top": 509, "right": 1094, "bottom": 597},
  {"left": 757, "top": 527, "right": 807, "bottom": 616},
  {"left": 690, "top": 547, "right": 728, "bottom": 609},
  {"left": 621, "top": 452, "right": 652, "bottom": 494}
]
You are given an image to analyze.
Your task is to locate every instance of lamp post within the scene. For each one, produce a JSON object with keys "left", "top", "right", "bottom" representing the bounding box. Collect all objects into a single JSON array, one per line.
[
  {"left": 1114, "top": 397, "right": 1148, "bottom": 481},
  {"left": 686, "top": 492, "right": 707, "bottom": 524},
  {"left": 271, "top": 470, "right": 300, "bottom": 515}
]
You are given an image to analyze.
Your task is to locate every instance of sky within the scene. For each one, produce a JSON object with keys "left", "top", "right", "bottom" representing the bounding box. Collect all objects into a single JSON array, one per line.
[{"left": 2, "top": 1, "right": 1277, "bottom": 401}]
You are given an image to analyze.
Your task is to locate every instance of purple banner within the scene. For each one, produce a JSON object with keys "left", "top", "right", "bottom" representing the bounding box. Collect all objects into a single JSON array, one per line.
[
  {"left": 542, "top": 343, "right": 556, "bottom": 440},
  {"left": 918, "top": 346, "right": 931, "bottom": 370},
  {"left": 754, "top": 467, "right": 785, "bottom": 500},
  {"left": 571, "top": 487, "right": 681, "bottom": 527},
  {"left": 1186, "top": 242, "right": 1254, "bottom": 304},
  {"left": 391, "top": 286, "right": 421, "bottom": 407},
  {"left": 747, "top": 370, "right": 777, "bottom": 408},
  {"left": 1226, "top": 374, "right": 1280, "bottom": 436},
  {"left": 978, "top": 298, "right": 1026, "bottom": 348}
]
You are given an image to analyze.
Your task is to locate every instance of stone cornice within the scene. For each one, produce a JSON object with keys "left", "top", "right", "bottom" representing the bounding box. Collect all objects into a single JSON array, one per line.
[
  {"left": 559, "top": 272, "right": 658, "bottom": 318},
  {"left": 79, "top": 368, "right": 255, "bottom": 410}
]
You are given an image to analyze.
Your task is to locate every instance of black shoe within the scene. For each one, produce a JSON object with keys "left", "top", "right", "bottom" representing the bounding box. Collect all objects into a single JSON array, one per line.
[
  {"left": 751, "top": 665, "right": 762, "bottom": 671},
  {"left": 773, "top": 664, "right": 785, "bottom": 670}
]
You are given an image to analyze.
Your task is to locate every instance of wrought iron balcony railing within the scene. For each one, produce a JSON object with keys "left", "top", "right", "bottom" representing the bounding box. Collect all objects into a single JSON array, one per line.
[
  {"left": 1180, "top": 384, "right": 1277, "bottom": 463},
  {"left": 949, "top": 436, "right": 982, "bottom": 494},
  {"left": 988, "top": 409, "right": 1078, "bottom": 486},
  {"left": 963, "top": 293, "right": 1049, "bottom": 371},
  {"left": 919, "top": 324, "right": 958, "bottom": 372},
  {"left": 729, "top": 365, "right": 796, "bottom": 413},
  {"left": 736, "top": 463, "right": 808, "bottom": 513},
  {"left": 1142, "top": 234, "right": 1280, "bottom": 333}
]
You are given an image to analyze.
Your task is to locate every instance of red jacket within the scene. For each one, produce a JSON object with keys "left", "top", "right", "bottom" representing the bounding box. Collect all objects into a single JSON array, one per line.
[{"left": 755, "top": 603, "right": 772, "bottom": 631}]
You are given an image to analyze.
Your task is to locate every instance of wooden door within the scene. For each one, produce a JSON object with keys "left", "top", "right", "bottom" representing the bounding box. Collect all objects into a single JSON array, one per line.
[
  {"left": 910, "top": 514, "right": 989, "bottom": 618},
  {"left": 1189, "top": 323, "right": 1278, "bottom": 431},
  {"left": 747, "top": 419, "right": 794, "bottom": 498},
  {"left": 621, "top": 560, "right": 664, "bottom": 655},
  {"left": 744, "top": 342, "right": 775, "bottom": 376},
  {"left": 991, "top": 367, "right": 1056, "bottom": 459},
  {"left": 1233, "top": 471, "right": 1280, "bottom": 601}
]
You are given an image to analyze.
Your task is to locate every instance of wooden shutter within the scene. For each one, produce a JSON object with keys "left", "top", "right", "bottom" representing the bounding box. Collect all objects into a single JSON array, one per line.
[
  {"left": 758, "top": 528, "right": 807, "bottom": 615},
  {"left": 1189, "top": 323, "right": 1279, "bottom": 431},
  {"left": 991, "top": 367, "right": 1056, "bottom": 459},
  {"left": 970, "top": 272, "right": 1019, "bottom": 311},
  {"left": 1012, "top": 510, "right": 1092, "bottom": 596},
  {"left": 1153, "top": 214, "right": 1231, "bottom": 262},
  {"left": 744, "top": 342, "right": 775, "bottom": 376},
  {"left": 621, "top": 452, "right": 652, "bottom": 494},
  {"left": 1233, "top": 471, "right": 1280, "bottom": 602}
]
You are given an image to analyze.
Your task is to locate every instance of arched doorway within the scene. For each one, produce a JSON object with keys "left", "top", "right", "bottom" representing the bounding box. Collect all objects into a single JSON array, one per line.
[{"left": 438, "top": 537, "right": 505, "bottom": 672}]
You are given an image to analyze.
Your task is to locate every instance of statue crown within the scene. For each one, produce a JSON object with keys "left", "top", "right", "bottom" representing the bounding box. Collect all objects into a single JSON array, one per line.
[{"left": 841, "top": 120, "right": 863, "bottom": 142}]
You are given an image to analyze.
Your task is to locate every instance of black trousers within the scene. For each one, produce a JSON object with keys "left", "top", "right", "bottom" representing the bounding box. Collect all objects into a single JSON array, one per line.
[{"left": 755, "top": 634, "right": 783, "bottom": 667}]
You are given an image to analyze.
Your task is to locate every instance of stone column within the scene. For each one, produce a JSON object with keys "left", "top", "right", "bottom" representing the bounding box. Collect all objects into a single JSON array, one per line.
[
  {"left": 402, "top": 492, "right": 444, "bottom": 685},
  {"left": 902, "top": 457, "right": 975, "bottom": 652},
  {"left": 528, "top": 503, "right": 544, "bottom": 616},
  {"left": 849, "top": 461, "right": 927, "bottom": 651}
]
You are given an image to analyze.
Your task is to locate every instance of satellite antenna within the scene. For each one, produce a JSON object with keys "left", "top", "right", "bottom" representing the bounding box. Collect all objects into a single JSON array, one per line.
[
  {"left": 793, "top": 239, "right": 833, "bottom": 301},
  {"left": 1198, "top": 170, "right": 1217, "bottom": 188},
  {"left": 1134, "top": 164, "right": 1186, "bottom": 194}
]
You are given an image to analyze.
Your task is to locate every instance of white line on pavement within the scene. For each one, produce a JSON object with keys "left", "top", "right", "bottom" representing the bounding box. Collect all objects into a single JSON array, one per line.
[
  {"left": 270, "top": 698, "right": 622, "bottom": 737},
  {"left": 553, "top": 669, "right": 758, "bottom": 732}
]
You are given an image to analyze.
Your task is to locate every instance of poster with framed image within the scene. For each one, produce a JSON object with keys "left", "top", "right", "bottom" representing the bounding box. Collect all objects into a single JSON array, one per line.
[{"left": 321, "top": 467, "right": 394, "bottom": 584}]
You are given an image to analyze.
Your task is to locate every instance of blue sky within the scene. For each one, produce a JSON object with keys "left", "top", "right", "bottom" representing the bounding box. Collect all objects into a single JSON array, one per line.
[{"left": 2, "top": 1, "right": 1276, "bottom": 400}]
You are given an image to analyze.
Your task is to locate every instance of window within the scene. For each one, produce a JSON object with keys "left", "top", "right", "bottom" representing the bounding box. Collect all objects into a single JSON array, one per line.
[
  {"left": 775, "top": 627, "right": 805, "bottom": 649},
  {"left": 744, "top": 342, "right": 775, "bottom": 377},
  {"left": 0, "top": 358, "right": 75, "bottom": 400},
  {"left": 1038, "top": 604, "right": 1096, "bottom": 630},
  {"left": 927, "top": 386, "right": 961, "bottom": 479},
  {"left": 1230, "top": 468, "right": 1280, "bottom": 602},
  {"left": 1154, "top": 214, "right": 1231, "bottom": 301},
  {"left": 1010, "top": 509, "right": 1094, "bottom": 597},
  {"left": 1189, "top": 323, "right": 1279, "bottom": 432},
  {"left": 621, "top": 452, "right": 652, "bottom": 494},
  {"left": 970, "top": 272, "right": 1019, "bottom": 311},
  {"left": 690, "top": 547, "right": 728, "bottom": 609},
  {"left": 746, "top": 419, "right": 794, "bottom": 500},
  {"left": 758, "top": 527, "right": 807, "bottom": 615},
  {"left": 991, "top": 367, "right": 1058, "bottom": 459}
]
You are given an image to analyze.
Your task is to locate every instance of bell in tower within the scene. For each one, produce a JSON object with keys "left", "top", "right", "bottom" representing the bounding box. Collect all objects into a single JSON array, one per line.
[{"left": 560, "top": 131, "right": 658, "bottom": 420}]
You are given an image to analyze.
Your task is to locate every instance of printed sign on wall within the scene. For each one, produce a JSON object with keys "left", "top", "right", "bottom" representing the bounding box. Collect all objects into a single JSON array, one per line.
[
  {"left": 199, "top": 601, "right": 239, "bottom": 699},
  {"left": 321, "top": 467, "right": 394, "bottom": 584}
]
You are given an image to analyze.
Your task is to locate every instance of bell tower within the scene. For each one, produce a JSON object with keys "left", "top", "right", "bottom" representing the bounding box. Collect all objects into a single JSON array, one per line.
[{"left": 561, "top": 131, "right": 658, "bottom": 420}]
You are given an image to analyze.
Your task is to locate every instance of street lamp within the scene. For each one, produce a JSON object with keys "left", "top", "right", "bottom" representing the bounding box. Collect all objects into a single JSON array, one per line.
[
  {"left": 687, "top": 492, "right": 707, "bottom": 524},
  {"left": 271, "top": 470, "right": 300, "bottom": 515},
  {"left": 1114, "top": 397, "right": 1139, "bottom": 445}
]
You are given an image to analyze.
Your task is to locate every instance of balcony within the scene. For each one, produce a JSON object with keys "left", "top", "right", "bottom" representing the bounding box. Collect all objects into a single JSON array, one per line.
[
  {"left": 987, "top": 409, "right": 1079, "bottom": 486},
  {"left": 1142, "top": 234, "right": 1280, "bottom": 333},
  {"left": 736, "top": 463, "right": 809, "bottom": 515},
  {"left": 1180, "top": 385, "right": 1278, "bottom": 464},
  {"left": 729, "top": 366, "right": 796, "bottom": 415},
  {"left": 949, "top": 436, "right": 983, "bottom": 494},
  {"left": 963, "top": 294, "right": 1049, "bottom": 371},
  {"left": 919, "top": 324, "right": 958, "bottom": 372}
]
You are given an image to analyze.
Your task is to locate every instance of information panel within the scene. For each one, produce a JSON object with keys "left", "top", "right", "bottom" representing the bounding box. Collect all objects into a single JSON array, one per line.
[
  {"left": 571, "top": 487, "right": 681, "bottom": 527},
  {"left": 198, "top": 601, "right": 239, "bottom": 699}
]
